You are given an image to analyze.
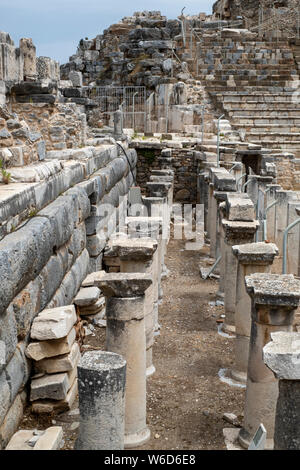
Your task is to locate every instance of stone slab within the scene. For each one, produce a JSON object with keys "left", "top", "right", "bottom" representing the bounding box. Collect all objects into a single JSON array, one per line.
[
  {"left": 31, "top": 305, "right": 77, "bottom": 341},
  {"left": 26, "top": 328, "right": 76, "bottom": 361}
]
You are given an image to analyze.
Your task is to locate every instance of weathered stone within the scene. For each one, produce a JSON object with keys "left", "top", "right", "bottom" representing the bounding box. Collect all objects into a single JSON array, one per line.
[
  {"left": 30, "top": 373, "right": 69, "bottom": 401},
  {"left": 34, "top": 342, "right": 80, "bottom": 374},
  {"left": 30, "top": 305, "right": 77, "bottom": 341},
  {"left": 74, "top": 287, "right": 100, "bottom": 307},
  {"left": 94, "top": 271, "right": 152, "bottom": 298},
  {"left": 75, "top": 351, "right": 126, "bottom": 450},
  {"left": 26, "top": 328, "right": 76, "bottom": 361}
]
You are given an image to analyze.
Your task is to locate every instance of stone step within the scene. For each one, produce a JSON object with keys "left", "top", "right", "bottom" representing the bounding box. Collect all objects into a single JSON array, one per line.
[
  {"left": 225, "top": 105, "right": 300, "bottom": 112},
  {"left": 247, "top": 132, "right": 300, "bottom": 142},
  {"left": 231, "top": 117, "right": 300, "bottom": 125}
]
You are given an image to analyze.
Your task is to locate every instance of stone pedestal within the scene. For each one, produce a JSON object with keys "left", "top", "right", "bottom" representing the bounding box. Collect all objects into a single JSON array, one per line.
[
  {"left": 75, "top": 351, "right": 126, "bottom": 450},
  {"left": 114, "top": 110, "right": 123, "bottom": 140},
  {"left": 95, "top": 272, "right": 152, "bottom": 448},
  {"left": 264, "top": 332, "right": 300, "bottom": 450},
  {"left": 239, "top": 274, "right": 300, "bottom": 449},
  {"left": 111, "top": 238, "right": 158, "bottom": 377},
  {"left": 209, "top": 170, "right": 236, "bottom": 259},
  {"left": 231, "top": 242, "right": 278, "bottom": 383},
  {"left": 222, "top": 218, "right": 259, "bottom": 334}
]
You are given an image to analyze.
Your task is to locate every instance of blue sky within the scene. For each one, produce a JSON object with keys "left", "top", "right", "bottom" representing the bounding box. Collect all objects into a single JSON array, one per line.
[{"left": 1, "top": 1, "right": 215, "bottom": 64}]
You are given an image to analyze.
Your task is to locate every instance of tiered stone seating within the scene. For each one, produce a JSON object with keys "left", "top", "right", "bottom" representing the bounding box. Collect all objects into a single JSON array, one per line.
[{"left": 194, "top": 30, "right": 300, "bottom": 155}]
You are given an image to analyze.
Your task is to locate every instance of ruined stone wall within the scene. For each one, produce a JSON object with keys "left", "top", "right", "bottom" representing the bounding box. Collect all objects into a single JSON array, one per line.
[
  {"left": 0, "top": 102, "right": 87, "bottom": 168},
  {"left": 135, "top": 146, "right": 197, "bottom": 202},
  {"left": 0, "top": 143, "right": 137, "bottom": 448},
  {"left": 213, "top": 0, "right": 298, "bottom": 33}
]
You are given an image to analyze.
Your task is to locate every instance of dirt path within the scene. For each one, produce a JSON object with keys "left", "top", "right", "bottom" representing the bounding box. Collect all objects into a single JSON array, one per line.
[{"left": 20, "top": 234, "right": 245, "bottom": 450}]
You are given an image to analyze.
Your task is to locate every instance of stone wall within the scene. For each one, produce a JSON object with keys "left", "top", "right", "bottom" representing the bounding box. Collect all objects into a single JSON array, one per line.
[
  {"left": 135, "top": 146, "right": 197, "bottom": 203},
  {"left": 0, "top": 142, "right": 137, "bottom": 448}
]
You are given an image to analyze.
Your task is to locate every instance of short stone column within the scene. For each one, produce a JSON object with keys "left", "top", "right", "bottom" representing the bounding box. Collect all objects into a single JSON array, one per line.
[
  {"left": 238, "top": 273, "right": 300, "bottom": 449},
  {"left": 231, "top": 242, "right": 279, "bottom": 383},
  {"left": 75, "top": 351, "right": 126, "bottom": 450},
  {"left": 263, "top": 332, "right": 300, "bottom": 450},
  {"left": 221, "top": 195, "right": 259, "bottom": 333},
  {"left": 111, "top": 238, "right": 158, "bottom": 377},
  {"left": 95, "top": 272, "right": 152, "bottom": 448}
]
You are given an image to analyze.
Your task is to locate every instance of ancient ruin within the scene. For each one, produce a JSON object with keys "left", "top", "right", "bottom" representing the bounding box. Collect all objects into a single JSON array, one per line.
[{"left": 1, "top": 1, "right": 300, "bottom": 451}]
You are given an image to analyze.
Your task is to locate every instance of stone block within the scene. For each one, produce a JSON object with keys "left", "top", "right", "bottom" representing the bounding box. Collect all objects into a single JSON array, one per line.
[
  {"left": 30, "top": 305, "right": 77, "bottom": 341},
  {"left": 263, "top": 332, "right": 300, "bottom": 380},
  {"left": 35, "top": 342, "right": 80, "bottom": 374},
  {"left": 226, "top": 195, "right": 255, "bottom": 221},
  {"left": 31, "top": 378, "right": 77, "bottom": 414},
  {"left": 30, "top": 372, "right": 69, "bottom": 401},
  {"left": 33, "top": 426, "right": 63, "bottom": 450},
  {"left": 26, "top": 327, "right": 76, "bottom": 361},
  {"left": 74, "top": 287, "right": 101, "bottom": 307}
]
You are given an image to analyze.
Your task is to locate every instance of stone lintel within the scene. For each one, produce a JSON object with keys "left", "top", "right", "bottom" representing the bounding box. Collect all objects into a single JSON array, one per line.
[
  {"left": 232, "top": 242, "right": 279, "bottom": 265},
  {"left": 94, "top": 271, "right": 152, "bottom": 297},
  {"left": 263, "top": 332, "right": 300, "bottom": 380},
  {"left": 111, "top": 237, "right": 158, "bottom": 261},
  {"left": 245, "top": 274, "right": 300, "bottom": 308}
]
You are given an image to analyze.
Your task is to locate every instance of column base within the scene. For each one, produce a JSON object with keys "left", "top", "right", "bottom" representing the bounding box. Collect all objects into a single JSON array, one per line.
[
  {"left": 222, "top": 323, "right": 236, "bottom": 336},
  {"left": 124, "top": 427, "right": 151, "bottom": 449},
  {"left": 238, "top": 427, "right": 274, "bottom": 450},
  {"left": 230, "top": 368, "right": 247, "bottom": 384},
  {"left": 146, "top": 365, "right": 156, "bottom": 378}
]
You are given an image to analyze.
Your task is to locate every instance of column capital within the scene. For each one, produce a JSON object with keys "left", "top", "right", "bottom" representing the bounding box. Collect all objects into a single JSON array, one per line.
[
  {"left": 94, "top": 271, "right": 152, "bottom": 298},
  {"left": 232, "top": 242, "right": 278, "bottom": 265},
  {"left": 263, "top": 332, "right": 300, "bottom": 380},
  {"left": 225, "top": 194, "right": 255, "bottom": 221},
  {"left": 245, "top": 273, "right": 300, "bottom": 309},
  {"left": 222, "top": 219, "right": 259, "bottom": 244}
]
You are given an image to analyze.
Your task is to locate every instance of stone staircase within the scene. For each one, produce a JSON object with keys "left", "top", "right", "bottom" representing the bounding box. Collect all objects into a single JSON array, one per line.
[{"left": 177, "top": 24, "right": 300, "bottom": 156}]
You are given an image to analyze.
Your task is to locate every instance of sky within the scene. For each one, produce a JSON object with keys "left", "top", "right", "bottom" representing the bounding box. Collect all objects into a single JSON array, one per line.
[{"left": 1, "top": 0, "right": 215, "bottom": 64}]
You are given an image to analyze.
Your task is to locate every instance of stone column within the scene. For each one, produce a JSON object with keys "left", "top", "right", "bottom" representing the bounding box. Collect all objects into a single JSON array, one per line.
[
  {"left": 238, "top": 273, "right": 300, "bottom": 449},
  {"left": 125, "top": 216, "right": 163, "bottom": 316},
  {"left": 221, "top": 195, "right": 259, "bottom": 334},
  {"left": 263, "top": 332, "right": 300, "bottom": 450},
  {"left": 111, "top": 238, "right": 158, "bottom": 377},
  {"left": 95, "top": 272, "right": 152, "bottom": 448},
  {"left": 209, "top": 170, "right": 236, "bottom": 259},
  {"left": 75, "top": 351, "right": 126, "bottom": 450},
  {"left": 231, "top": 242, "right": 279, "bottom": 383}
]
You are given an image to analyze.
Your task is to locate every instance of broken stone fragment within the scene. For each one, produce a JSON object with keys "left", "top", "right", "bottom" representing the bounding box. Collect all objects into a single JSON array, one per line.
[
  {"left": 73, "top": 287, "right": 101, "bottom": 306},
  {"left": 34, "top": 342, "right": 80, "bottom": 374},
  {"left": 26, "top": 327, "right": 76, "bottom": 361},
  {"left": 31, "top": 305, "right": 77, "bottom": 341},
  {"left": 30, "top": 373, "right": 70, "bottom": 401}
]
